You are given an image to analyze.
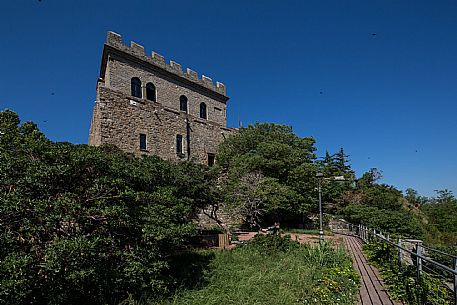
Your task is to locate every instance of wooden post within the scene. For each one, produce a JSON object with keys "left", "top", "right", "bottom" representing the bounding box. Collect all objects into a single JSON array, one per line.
[
  {"left": 387, "top": 234, "right": 390, "bottom": 242},
  {"left": 398, "top": 239, "right": 402, "bottom": 267},
  {"left": 218, "top": 234, "right": 228, "bottom": 249},
  {"left": 416, "top": 244, "right": 422, "bottom": 280}
]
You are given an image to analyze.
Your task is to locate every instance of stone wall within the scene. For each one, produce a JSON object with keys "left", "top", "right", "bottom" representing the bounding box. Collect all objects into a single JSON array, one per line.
[{"left": 105, "top": 53, "right": 227, "bottom": 126}]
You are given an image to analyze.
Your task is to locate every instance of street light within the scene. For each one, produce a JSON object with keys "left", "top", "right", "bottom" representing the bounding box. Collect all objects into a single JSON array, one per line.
[
  {"left": 315, "top": 173, "right": 352, "bottom": 243},
  {"left": 316, "top": 172, "right": 324, "bottom": 242}
]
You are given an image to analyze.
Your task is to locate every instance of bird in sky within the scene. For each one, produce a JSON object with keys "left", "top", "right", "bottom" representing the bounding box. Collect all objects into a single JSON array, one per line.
[{"left": 371, "top": 33, "right": 377, "bottom": 36}]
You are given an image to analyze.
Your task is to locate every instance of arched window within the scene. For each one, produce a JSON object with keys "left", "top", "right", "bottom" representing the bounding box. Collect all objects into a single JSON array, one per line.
[
  {"left": 180, "top": 95, "right": 188, "bottom": 112},
  {"left": 131, "top": 77, "right": 142, "bottom": 98},
  {"left": 146, "top": 82, "right": 156, "bottom": 101},
  {"left": 199, "top": 102, "right": 207, "bottom": 119}
]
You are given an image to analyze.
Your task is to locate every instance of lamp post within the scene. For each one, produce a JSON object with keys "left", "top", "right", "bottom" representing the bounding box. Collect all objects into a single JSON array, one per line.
[{"left": 316, "top": 172, "right": 324, "bottom": 242}]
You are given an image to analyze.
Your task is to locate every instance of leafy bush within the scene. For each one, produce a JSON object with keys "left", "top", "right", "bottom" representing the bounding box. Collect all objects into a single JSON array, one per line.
[
  {"left": 341, "top": 205, "right": 424, "bottom": 238},
  {"left": 421, "top": 195, "right": 457, "bottom": 245},
  {"left": 360, "top": 184, "right": 404, "bottom": 210},
  {"left": 0, "top": 111, "right": 212, "bottom": 304},
  {"left": 364, "top": 241, "right": 453, "bottom": 304},
  {"left": 246, "top": 234, "right": 299, "bottom": 253}
]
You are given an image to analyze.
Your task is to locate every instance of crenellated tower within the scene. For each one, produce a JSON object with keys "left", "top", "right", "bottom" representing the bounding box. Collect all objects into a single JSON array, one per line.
[{"left": 89, "top": 31, "right": 233, "bottom": 164}]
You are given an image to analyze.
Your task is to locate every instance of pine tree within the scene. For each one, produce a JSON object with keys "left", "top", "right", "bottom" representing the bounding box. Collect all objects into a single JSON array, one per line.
[{"left": 332, "top": 147, "right": 354, "bottom": 177}]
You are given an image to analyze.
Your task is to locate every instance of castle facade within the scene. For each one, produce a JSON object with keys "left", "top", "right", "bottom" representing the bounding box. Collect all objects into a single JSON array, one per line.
[{"left": 89, "top": 32, "right": 233, "bottom": 165}]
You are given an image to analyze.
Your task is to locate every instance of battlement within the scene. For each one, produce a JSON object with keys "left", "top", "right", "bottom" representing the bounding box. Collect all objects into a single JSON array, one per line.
[{"left": 105, "top": 31, "right": 227, "bottom": 96}]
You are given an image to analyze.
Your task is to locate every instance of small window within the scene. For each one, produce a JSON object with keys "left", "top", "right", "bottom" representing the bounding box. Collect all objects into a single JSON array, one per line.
[
  {"left": 131, "top": 77, "right": 142, "bottom": 98},
  {"left": 146, "top": 82, "right": 156, "bottom": 101},
  {"left": 200, "top": 102, "right": 207, "bottom": 119},
  {"left": 180, "top": 95, "right": 188, "bottom": 112},
  {"left": 176, "top": 134, "right": 183, "bottom": 154},
  {"left": 207, "top": 153, "right": 215, "bottom": 167},
  {"left": 139, "top": 133, "right": 147, "bottom": 150}
]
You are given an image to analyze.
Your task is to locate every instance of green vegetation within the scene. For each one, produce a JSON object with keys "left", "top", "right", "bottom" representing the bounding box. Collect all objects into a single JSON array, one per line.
[
  {"left": 342, "top": 205, "right": 424, "bottom": 237},
  {"left": 0, "top": 111, "right": 361, "bottom": 305},
  {"left": 421, "top": 190, "right": 457, "bottom": 246},
  {"left": 364, "top": 241, "right": 453, "bottom": 305},
  {"left": 2, "top": 109, "right": 456, "bottom": 305},
  {"left": 0, "top": 110, "right": 213, "bottom": 304},
  {"left": 163, "top": 235, "right": 360, "bottom": 305},
  {"left": 213, "top": 123, "right": 355, "bottom": 229},
  {"left": 336, "top": 169, "right": 425, "bottom": 238},
  {"left": 215, "top": 123, "right": 318, "bottom": 228}
]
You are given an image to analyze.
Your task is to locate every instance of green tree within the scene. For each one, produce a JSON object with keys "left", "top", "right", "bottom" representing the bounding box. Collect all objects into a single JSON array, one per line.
[
  {"left": 421, "top": 189, "right": 457, "bottom": 244},
  {"left": 315, "top": 148, "right": 355, "bottom": 213},
  {"left": 216, "top": 123, "right": 317, "bottom": 227},
  {"left": 338, "top": 168, "right": 425, "bottom": 237},
  {"left": 357, "top": 168, "right": 383, "bottom": 188},
  {"left": 332, "top": 147, "right": 354, "bottom": 176}
]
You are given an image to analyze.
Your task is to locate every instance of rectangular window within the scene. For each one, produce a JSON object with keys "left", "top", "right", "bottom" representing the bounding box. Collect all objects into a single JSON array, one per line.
[
  {"left": 207, "top": 153, "right": 215, "bottom": 167},
  {"left": 176, "top": 134, "right": 183, "bottom": 154},
  {"left": 139, "top": 133, "right": 147, "bottom": 151}
]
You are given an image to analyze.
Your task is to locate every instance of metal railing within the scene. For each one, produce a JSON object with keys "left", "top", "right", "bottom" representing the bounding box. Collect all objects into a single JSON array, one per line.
[{"left": 330, "top": 220, "right": 457, "bottom": 304}]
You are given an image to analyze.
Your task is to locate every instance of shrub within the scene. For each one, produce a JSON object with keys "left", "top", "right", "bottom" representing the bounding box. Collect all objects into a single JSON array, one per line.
[
  {"left": 364, "top": 241, "right": 453, "bottom": 304},
  {"left": 246, "top": 234, "right": 300, "bottom": 253},
  {"left": 0, "top": 111, "right": 211, "bottom": 304},
  {"left": 341, "top": 205, "right": 424, "bottom": 238}
]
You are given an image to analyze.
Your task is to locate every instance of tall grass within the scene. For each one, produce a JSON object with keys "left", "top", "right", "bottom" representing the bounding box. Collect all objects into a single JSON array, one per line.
[{"left": 159, "top": 236, "right": 359, "bottom": 305}]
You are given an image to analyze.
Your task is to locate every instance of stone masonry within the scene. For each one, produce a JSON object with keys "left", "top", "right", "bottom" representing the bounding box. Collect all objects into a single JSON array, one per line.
[{"left": 89, "top": 31, "right": 234, "bottom": 164}]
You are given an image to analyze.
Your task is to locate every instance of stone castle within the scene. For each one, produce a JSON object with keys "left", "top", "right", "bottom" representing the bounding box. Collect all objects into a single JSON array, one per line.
[{"left": 88, "top": 31, "right": 233, "bottom": 164}]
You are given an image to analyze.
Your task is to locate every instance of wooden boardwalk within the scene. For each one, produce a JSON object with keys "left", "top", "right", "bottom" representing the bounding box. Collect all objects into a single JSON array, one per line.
[{"left": 343, "top": 235, "right": 403, "bottom": 305}]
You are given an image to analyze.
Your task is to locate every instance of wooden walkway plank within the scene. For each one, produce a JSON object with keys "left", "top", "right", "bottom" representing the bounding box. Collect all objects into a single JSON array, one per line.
[
  {"left": 353, "top": 239, "right": 400, "bottom": 304},
  {"left": 341, "top": 235, "right": 402, "bottom": 305},
  {"left": 345, "top": 235, "right": 377, "bottom": 304}
]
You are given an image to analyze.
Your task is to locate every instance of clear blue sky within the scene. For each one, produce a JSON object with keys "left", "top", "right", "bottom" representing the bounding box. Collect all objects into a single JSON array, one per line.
[{"left": 1, "top": 0, "right": 456, "bottom": 197}]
